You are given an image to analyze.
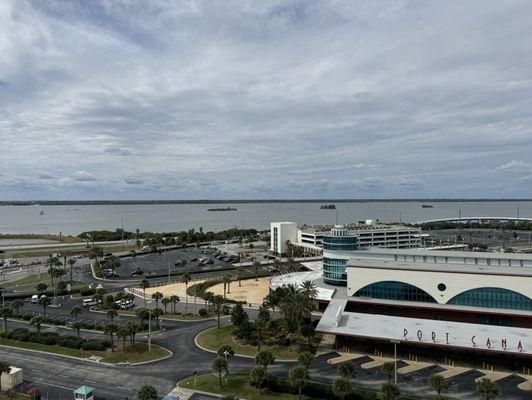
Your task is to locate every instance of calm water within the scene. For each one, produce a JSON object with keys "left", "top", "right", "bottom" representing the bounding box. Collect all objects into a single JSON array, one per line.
[{"left": 0, "top": 201, "right": 529, "bottom": 235}]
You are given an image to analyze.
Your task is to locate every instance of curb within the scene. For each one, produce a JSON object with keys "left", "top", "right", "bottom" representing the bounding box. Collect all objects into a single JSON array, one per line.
[
  {"left": 193, "top": 326, "right": 296, "bottom": 363},
  {"left": 89, "top": 307, "right": 218, "bottom": 323}
]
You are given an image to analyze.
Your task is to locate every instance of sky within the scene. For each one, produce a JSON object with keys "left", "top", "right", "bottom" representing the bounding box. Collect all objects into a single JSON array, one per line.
[{"left": 1, "top": 0, "right": 532, "bottom": 200}]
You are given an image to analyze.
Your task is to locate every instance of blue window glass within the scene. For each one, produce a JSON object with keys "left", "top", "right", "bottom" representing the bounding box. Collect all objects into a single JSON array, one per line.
[
  {"left": 323, "top": 257, "right": 348, "bottom": 286},
  {"left": 322, "top": 235, "right": 358, "bottom": 251},
  {"left": 353, "top": 281, "right": 437, "bottom": 303},
  {"left": 447, "top": 288, "right": 532, "bottom": 311}
]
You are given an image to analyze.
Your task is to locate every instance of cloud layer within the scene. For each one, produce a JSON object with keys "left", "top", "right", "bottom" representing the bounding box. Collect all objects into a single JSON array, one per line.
[{"left": 1, "top": 0, "right": 532, "bottom": 200}]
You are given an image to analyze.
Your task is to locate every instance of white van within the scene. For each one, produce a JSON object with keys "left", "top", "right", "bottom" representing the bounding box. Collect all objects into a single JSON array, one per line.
[
  {"left": 82, "top": 298, "right": 98, "bottom": 307},
  {"left": 31, "top": 295, "right": 39, "bottom": 304}
]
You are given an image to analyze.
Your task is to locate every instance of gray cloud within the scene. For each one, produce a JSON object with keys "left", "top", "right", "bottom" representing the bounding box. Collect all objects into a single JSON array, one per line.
[{"left": 1, "top": 0, "right": 532, "bottom": 199}]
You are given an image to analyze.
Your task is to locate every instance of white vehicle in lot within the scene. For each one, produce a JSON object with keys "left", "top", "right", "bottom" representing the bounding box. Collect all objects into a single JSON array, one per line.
[
  {"left": 115, "top": 299, "right": 135, "bottom": 309},
  {"left": 31, "top": 294, "right": 39, "bottom": 303},
  {"left": 82, "top": 298, "right": 99, "bottom": 307},
  {"left": 140, "top": 246, "right": 150, "bottom": 252}
]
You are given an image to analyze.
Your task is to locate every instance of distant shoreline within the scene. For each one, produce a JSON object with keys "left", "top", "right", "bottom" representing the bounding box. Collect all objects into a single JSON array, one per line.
[{"left": 0, "top": 198, "right": 531, "bottom": 206}]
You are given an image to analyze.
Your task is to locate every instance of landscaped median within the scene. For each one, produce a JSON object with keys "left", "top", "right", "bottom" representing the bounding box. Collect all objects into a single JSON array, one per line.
[
  {"left": 0, "top": 334, "right": 171, "bottom": 365},
  {"left": 195, "top": 324, "right": 320, "bottom": 360}
]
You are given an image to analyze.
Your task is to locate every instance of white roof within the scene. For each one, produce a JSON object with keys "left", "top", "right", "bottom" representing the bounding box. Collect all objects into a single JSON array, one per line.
[
  {"left": 270, "top": 271, "right": 335, "bottom": 301},
  {"left": 317, "top": 299, "right": 530, "bottom": 355}
]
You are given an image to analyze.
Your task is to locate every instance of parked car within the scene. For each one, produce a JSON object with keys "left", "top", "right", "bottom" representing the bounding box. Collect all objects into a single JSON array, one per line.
[
  {"left": 130, "top": 269, "right": 144, "bottom": 277},
  {"left": 140, "top": 246, "right": 150, "bottom": 252},
  {"left": 82, "top": 298, "right": 99, "bottom": 307},
  {"left": 31, "top": 295, "right": 39, "bottom": 304}
]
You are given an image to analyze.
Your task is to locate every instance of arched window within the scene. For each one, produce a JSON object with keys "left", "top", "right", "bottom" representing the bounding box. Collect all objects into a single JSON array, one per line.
[
  {"left": 353, "top": 281, "right": 437, "bottom": 303},
  {"left": 447, "top": 287, "right": 532, "bottom": 311}
]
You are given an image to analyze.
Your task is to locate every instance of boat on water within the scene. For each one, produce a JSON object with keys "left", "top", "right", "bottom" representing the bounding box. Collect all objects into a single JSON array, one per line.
[
  {"left": 39, "top": 210, "right": 45, "bottom": 215},
  {"left": 320, "top": 204, "right": 336, "bottom": 209},
  {"left": 207, "top": 206, "right": 237, "bottom": 211},
  {"left": 422, "top": 204, "right": 433, "bottom": 208}
]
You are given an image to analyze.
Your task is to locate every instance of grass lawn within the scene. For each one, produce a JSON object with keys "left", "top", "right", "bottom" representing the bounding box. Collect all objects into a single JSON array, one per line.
[
  {"left": 7, "top": 272, "right": 51, "bottom": 287},
  {"left": 179, "top": 373, "right": 318, "bottom": 400},
  {"left": 0, "top": 337, "right": 170, "bottom": 364},
  {"left": 0, "top": 391, "right": 31, "bottom": 400},
  {"left": 99, "top": 343, "right": 171, "bottom": 363},
  {"left": 197, "top": 325, "right": 320, "bottom": 360}
]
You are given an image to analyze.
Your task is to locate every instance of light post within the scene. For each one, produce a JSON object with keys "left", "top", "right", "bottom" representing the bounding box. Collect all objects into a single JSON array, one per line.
[
  {"left": 148, "top": 308, "right": 152, "bottom": 352},
  {"left": 390, "top": 339, "right": 399, "bottom": 385}
]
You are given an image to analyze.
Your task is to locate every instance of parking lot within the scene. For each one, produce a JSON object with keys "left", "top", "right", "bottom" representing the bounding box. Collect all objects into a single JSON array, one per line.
[{"left": 115, "top": 247, "right": 236, "bottom": 279}]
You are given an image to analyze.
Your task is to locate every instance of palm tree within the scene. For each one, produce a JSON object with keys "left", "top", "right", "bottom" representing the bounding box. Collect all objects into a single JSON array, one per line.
[
  {"left": 139, "top": 278, "right": 150, "bottom": 308},
  {"left": 298, "top": 351, "right": 314, "bottom": 369},
  {"left": 476, "top": 377, "right": 499, "bottom": 400},
  {"left": 30, "top": 315, "right": 43, "bottom": 333},
  {"left": 170, "top": 295, "right": 180, "bottom": 314},
  {"left": 300, "top": 280, "right": 318, "bottom": 300},
  {"left": 217, "top": 345, "right": 235, "bottom": 375},
  {"left": 0, "top": 308, "right": 12, "bottom": 332},
  {"left": 117, "top": 324, "right": 129, "bottom": 350},
  {"left": 212, "top": 295, "right": 225, "bottom": 329},
  {"left": 249, "top": 367, "right": 266, "bottom": 388},
  {"left": 104, "top": 323, "right": 118, "bottom": 352},
  {"left": 428, "top": 373, "right": 448, "bottom": 399},
  {"left": 212, "top": 357, "right": 228, "bottom": 387},
  {"left": 288, "top": 365, "right": 308, "bottom": 400},
  {"left": 338, "top": 361, "right": 357, "bottom": 379},
  {"left": 11, "top": 299, "right": 24, "bottom": 316},
  {"left": 106, "top": 309, "right": 118, "bottom": 321},
  {"left": 38, "top": 296, "right": 52, "bottom": 317},
  {"left": 333, "top": 377, "right": 353, "bottom": 400},
  {"left": 152, "top": 308, "right": 163, "bottom": 329},
  {"left": 182, "top": 271, "right": 191, "bottom": 313},
  {"left": 48, "top": 256, "right": 59, "bottom": 286},
  {"left": 236, "top": 265, "right": 243, "bottom": 287},
  {"left": 0, "top": 361, "right": 11, "bottom": 391},
  {"left": 71, "top": 321, "right": 82, "bottom": 338},
  {"left": 223, "top": 275, "right": 231, "bottom": 297},
  {"left": 36, "top": 283, "right": 48, "bottom": 294},
  {"left": 161, "top": 298, "right": 171, "bottom": 313},
  {"left": 137, "top": 385, "right": 157, "bottom": 400},
  {"left": 381, "top": 382, "right": 400, "bottom": 400},
  {"left": 252, "top": 260, "right": 260, "bottom": 281},
  {"left": 69, "top": 306, "right": 82, "bottom": 321},
  {"left": 381, "top": 361, "right": 395, "bottom": 382},
  {"left": 151, "top": 291, "right": 163, "bottom": 309},
  {"left": 67, "top": 257, "right": 77, "bottom": 283},
  {"left": 255, "top": 350, "right": 275, "bottom": 373},
  {"left": 253, "top": 318, "right": 267, "bottom": 351}
]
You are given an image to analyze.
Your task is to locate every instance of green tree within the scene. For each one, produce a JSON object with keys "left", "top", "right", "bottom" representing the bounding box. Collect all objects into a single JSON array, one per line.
[
  {"left": 0, "top": 308, "right": 12, "bottom": 332},
  {"left": 11, "top": 299, "right": 24, "bottom": 316},
  {"left": 170, "top": 295, "right": 180, "bottom": 314},
  {"left": 297, "top": 351, "right": 314, "bottom": 369},
  {"left": 69, "top": 306, "right": 82, "bottom": 321},
  {"left": 212, "top": 357, "right": 228, "bottom": 387},
  {"left": 300, "top": 280, "right": 318, "bottom": 300},
  {"left": 139, "top": 278, "right": 150, "bottom": 308},
  {"left": 428, "top": 373, "right": 448, "bottom": 399},
  {"left": 218, "top": 345, "right": 235, "bottom": 375},
  {"left": 161, "top": 297, "right": 171, "bottom": 313},
  {"left": 30, "top": 315, "right": 44, "bottom": 333},
  {"left": 333, "top": 377, "right": 353, "bottom": 400},
  {"left": 117, "top": 324, "right": 129, "bottom": 350},
  {"left": 338, "top": 361, "right": 357, "bottom": 379},
  {"left": 71, "top": 321, "right": 82, "bottom": 338},
  {"left": 104, "top": 323, "right": 118, "bottom": 352},
  {"left": 182, "top": 271, "right": 191, "bottom": 313},
  {"left": 137, "top": 385, "right": 157, "bottom": 400},
  {"left": 253, "top": 318, "right": 267, "bottom": 351},
  {"left": 230, "top": 303, "right": 248, "bottom": 327},
  {"left": 0, "top": 361, "right": 11, "bottom": 391},
  {"left": 152, "top": 307, "right": 164, "bottom": 329},
  {"left": 252, "top": 260, "right": 260, "bottom": 281},
  {"left": 249, "top": 367, "right": 266, "bottom": 388},
  {"left": 255, "top": 350, "right": 275, "bottom": 372},
  {"left": 38, "top": 296, "right": 52, "bottom": 317},
  {"left": 381, "top": 361, "right": 395, "bottom": 382},
  {"left": 106, "top": 309, "right": 118, "bottom": 321},
  {"left": 476, "top": 377, "right": 499, "bottom": 400},
  {"left": 36, "top": 283, "right": 48, "bottom": 294},
  {"left": 288, "top": 365, "right": 308, "bottom": 400},
  {"left": 221, "top": 395, "right": 238, "bottom": 400},
  {"left": 236, "top": 264, "right": 243, "bottom": 287},
  {"left": 223, "top": 275, "right": 231, "bottom": 297},
  {"left": 151, "top": 291, "right": 163, "bottom": 309},
  {"left": 380, "top": 381, "right": 400, "bottom": 400},
  {"left": 212, "top": 294, "right": 225, "bottom": 329},
  {"left": 67, "top": 257, "right": 77, "bottom": 283}
]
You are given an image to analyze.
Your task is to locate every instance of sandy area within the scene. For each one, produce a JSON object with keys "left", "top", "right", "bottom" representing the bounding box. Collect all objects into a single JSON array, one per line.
[
  {"left": 208, "top": 277, "right": 271, "bottom": 306},
  {"left": 143, "top": 280, "right": 206, "bottom": 299}
]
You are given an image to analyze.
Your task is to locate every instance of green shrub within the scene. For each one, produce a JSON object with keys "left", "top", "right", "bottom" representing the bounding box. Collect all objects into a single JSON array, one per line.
[{"left": 198, "top": 308, "right": 208, "bottom": 317}]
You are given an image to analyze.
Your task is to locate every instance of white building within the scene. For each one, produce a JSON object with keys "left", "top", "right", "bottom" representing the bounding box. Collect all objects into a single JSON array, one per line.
[{"left": 270, "top": 222, "right": 298, "bottom": 256}]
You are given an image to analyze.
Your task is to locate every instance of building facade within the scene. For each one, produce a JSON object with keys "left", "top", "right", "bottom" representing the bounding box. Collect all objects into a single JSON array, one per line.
[
  {"left": 317, "top": 257, "right": 532, "bottom": 368},
  {"left": 270, "top": 222, "right": 298, "bottom": 256}
]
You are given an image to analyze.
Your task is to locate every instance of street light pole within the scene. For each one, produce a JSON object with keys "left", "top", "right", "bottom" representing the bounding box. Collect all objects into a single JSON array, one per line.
[
  {"left": 148, "top": 308, "right": 152, "bottom": 352},
  {"left": 390, "top": 339, "right": 399, "bottom": 385}
]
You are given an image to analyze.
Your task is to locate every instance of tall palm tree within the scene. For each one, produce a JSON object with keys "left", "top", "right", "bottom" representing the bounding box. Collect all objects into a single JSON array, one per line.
[
  {"left": 300, "top": 280, "right": 318, "bottom": 301},
  {"left": 30, "top": 315, "right": 43, "bottom": 333},
  {"left": 38, "top": 296, "right": 52, "bottom": 317},
  {"left": 0, "top": 308, "right": 12, "bottom": 333},
  {"left": 117, "top": 324, "right": 129, "bottom": 350},
  {"left": 254, "top": 350, "right": 275, "bottom": 373},
  {"left": 182, "top": 271, "right": 191, "bottom": 313},
  {"left": 11, "top": 299, "right": 24, "bottom": 316},
  {"left": 288, "top": 365, "right": 308, "bottom": 400},
  {"left": 428, "top": 373, "right": 448, "bottom": 399},
  {"left": 212, "top": 357, "right": 228, "bottom": 388},
  {"left": 252, "top": 260, "right": 260, "bottom": 281},
  {"left": 67, "top": 257, "right": 77, "bottom": 283},
  {"left": 476, "top": 377, "right": 499, "bottom": 400},
  {"left": 151, "top": 291, "right": 163, "bottom": 309},
  {"left": 71, "top": 321, "right": 82, "bottom": 338},
  {"left": 0, "top": 362, "right": 11, "bottom": 391},
  {"left": 161, "top": 298, "right": 171, "bottom": 314},
  {"left": 139, "top": 278, "right": 150, "bottom": 308},
  {"left": 212, "top": 295, "right": 225, "bottom": 329},
  {"left": 170, "top": 295, "right": 180, "bottom": 314},
  {"left": 333, "top": 377, "right": 352, "bottom": 400},
  {"left": 223, "top": 275, "right": 231, "bottom": 297},
  {"left": 104, "top": 323, "right": 118, "bottom": 352},
  {"left": 236, "top": 265, "right": 243, "bottom": 287},
  {"left": 253, "top": 318, "right": 267, "bottom": 351},
  {"left": 36, "top": 283, "right": 48, "bottom": 294},
  {"left": 69, "top": 306, "right": 82, "bottom": 321},
  {"left": 106, "top": 309, "right": 118, "bottom": 321},
  {"left": 381, "top": 382, "right": 400, "bottom": 400}
]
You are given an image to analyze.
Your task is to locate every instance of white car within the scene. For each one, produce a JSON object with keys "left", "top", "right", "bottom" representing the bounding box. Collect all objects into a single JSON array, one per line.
[{"left": 82, "top": 298, "right": 99, "bottom": 307}]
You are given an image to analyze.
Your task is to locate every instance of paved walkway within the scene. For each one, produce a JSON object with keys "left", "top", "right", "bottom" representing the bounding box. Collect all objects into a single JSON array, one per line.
[
  {"left": 360, "top": 356, "right": 389, "bottom": 370},
  {"left": 327, "top": 352, "right": 367, "bottom": 365},
  {"left": 398, "top": 360, "right": 433, "bottom": 374},
  {"left": 436, "top": 365, "right": 472, "bottom": 379}
]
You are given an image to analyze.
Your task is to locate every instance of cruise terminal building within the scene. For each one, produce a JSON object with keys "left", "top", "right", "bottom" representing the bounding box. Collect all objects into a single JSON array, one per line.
[{"left": 316, "top": 251, "right": 532, "bottom": 369}]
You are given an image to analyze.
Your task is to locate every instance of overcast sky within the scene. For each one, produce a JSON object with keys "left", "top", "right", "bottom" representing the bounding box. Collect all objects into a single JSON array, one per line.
[{"left": 1, "top": 0, "right": 532, "bottom": 200}]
